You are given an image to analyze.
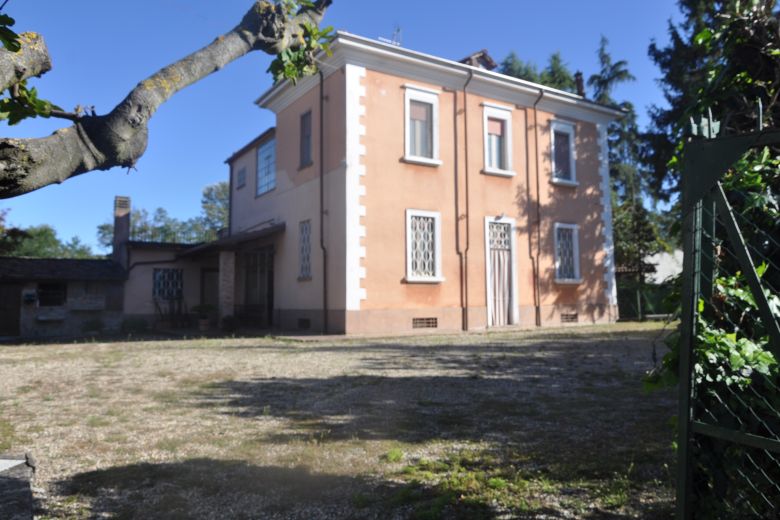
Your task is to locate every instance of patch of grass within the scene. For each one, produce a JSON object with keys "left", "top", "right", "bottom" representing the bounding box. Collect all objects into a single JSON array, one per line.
[
  {"left": 86, "top": 416, "right": 111, "bottom": 428},
  {"left": 0, "top": 418, "right": 14, "bottom": 451},
  {"left": 382, "top": 447, "right": 404, "bottom": 463},
  {"left": 155, "top": 437, "right": 186, "bottom": 454},
  {"left": 598, "top": 463, "right": 634, "bottom": 509}
]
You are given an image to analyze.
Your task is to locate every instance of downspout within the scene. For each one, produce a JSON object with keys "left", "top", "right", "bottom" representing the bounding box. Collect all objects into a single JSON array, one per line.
[
  {"left": 461, "top": 70, "right": 474, "bottom": 331},
  {"left": 318, "top": 70, "right": 328, "bottom": 333},
  {"left": 532, "top": 89, "right": 544, "bottom": 327}
]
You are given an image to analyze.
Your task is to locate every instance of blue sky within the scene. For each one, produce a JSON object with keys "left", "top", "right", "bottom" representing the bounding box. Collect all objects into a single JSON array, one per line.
[{"left": 1, "top": 0, "right": 680, "bottom": 253}]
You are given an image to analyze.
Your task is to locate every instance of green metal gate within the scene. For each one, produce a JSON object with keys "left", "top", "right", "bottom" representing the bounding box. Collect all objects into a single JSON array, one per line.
[{"left": 677, "top": 124, "right": 780, "bottom": 518}]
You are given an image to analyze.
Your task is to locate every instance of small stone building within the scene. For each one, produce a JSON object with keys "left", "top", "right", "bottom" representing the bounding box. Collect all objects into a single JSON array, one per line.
[{"left": 0, "top": 257, "right": 125, "bottom": 338}]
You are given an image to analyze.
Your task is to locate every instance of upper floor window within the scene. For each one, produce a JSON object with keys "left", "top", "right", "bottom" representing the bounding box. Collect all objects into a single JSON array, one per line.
[
  {"left": 299, "top": 219, "right": 312, "bottom": 280},
  {"left": 405, "top": 209, "right": 443, "bottom": 283},
  {"left": 554, "top": 223, "right": 581, "bottom": 283},
  {"left": 551, "top": 120, "right": 577, "bottom": 186},
  {"left": 300, "top": 111, "right": 313, "bottom": 168},
  {"left": 235, "top": 167, "right": 246, "bottom": 189},
  {"left": 404, "top": 85, "right": 441, "bottom": 166},
  {"left": 482, "top": 103, "right": 514, "bottom": 176},
  {"left": 256, "top": 138, "right": 276, "bottom": 196}
]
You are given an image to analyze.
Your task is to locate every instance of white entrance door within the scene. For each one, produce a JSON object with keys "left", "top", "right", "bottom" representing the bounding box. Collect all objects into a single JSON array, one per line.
[{"left": 486, "top": 219, "right": 516, "bottom": 327}]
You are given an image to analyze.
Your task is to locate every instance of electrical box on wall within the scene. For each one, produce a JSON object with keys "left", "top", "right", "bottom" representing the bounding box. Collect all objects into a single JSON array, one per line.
[{"left": 22, "top": 291, "right": 37, "bottom": 304}]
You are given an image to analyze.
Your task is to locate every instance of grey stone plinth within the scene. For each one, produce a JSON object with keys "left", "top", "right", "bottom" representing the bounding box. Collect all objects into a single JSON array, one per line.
[{"left": 0, "top": 453, "right": 35, "bottom": 520}]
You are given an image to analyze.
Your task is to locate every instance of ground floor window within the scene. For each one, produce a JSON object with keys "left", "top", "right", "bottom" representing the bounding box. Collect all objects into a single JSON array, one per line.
[
  {"left": 554, "top": 223, "right": 581, "bottom": 282},
  {"left": 38, "top": 282, "right": 67, "bottom": 306},
  {"left": 405, "top": 209, "right": 443, "bottom": 282},
  {"left": 153, "top": 268, "right": 183, "bottom": 300}
]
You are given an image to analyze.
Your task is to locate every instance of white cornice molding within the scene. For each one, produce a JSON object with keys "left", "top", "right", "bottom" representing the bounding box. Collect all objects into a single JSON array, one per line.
[{"left": 257, "top": 32, "right": 623, "bottom": 124}]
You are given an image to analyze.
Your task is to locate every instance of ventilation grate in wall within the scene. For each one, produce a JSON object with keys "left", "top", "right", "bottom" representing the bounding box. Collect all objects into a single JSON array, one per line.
[
  {"left": 412, "top": 317, "right": 438, "bottom": 329},
  {"left": 560, "top": 313, "right": 579, "bottom": 323}
]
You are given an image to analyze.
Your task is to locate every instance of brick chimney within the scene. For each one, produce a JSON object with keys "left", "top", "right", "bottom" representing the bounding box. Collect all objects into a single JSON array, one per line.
[
  {"left": 574, "top": 71, "right": 585, "bottom": 97},
  {"left": 112, "top": 196, "right": 131, "bottom": 269}
]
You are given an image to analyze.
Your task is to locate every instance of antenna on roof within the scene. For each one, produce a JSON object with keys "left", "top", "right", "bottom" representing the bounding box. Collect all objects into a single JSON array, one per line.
[{"left": 378, "top": 25, "right": 402, "bottom": 47}]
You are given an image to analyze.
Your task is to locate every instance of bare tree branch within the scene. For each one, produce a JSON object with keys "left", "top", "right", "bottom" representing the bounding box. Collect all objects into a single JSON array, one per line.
[{"left": 0, "top": 0, "right": 332, "bottom": 199}]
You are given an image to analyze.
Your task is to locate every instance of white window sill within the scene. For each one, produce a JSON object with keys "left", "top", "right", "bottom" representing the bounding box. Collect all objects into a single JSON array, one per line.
[
  {"left": 554, "top": 278, "right": 583, "bottom": 285},
  {"left": 404, "top": 276, "right": 445, "bottom": 284},
  {"left": 551, "top": 178, "right": 579, "bottom": 187},
  {"left": 402, "top": 156, "right": 443, "bottom": 167},
  {"left": 482, "top": 167, "right": 516, "bottom": 178}
]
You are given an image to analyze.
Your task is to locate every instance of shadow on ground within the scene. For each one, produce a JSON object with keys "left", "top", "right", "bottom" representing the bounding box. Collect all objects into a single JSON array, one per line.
[{"left": 50, "top": 457, "right": 670, "bottom": 519}]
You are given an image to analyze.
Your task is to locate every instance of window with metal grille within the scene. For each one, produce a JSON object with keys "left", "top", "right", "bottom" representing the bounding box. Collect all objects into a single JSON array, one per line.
[
  {"left": 406, "top": 209, "right": 442, "bottom": 282},
  {"left": 551, "top": 120, "right": 576, "bottom": 184},
  {"left": 300, "top": 111, "right": 312, "bottom": 168},
  {"left": 153, "top": 268, "right": 183, "bottom": 300},
  {"left": 38, "top": 282, "right": 67, "bottom": 306},
  {"left": 256, "top": 138, "right": 276, "bottom": 196},
  {"left": 554, "top": 223, "right": 580, "bottom": 282},
  {"left": 299, "top": 220, "right": 312, "bottom": 280},
  {"left": 412, "top": 317, "right": 438, "bottom": 329}
]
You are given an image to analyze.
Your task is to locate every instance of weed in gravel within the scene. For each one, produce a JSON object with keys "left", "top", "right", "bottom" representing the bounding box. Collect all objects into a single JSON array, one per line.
[{"left": 382, "top": 447, "right": 404, "bottom": 463}]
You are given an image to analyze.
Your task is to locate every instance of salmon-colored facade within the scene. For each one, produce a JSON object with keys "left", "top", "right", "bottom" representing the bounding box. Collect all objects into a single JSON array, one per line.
[{"left": 222, "top": 32, "right": 621, "bottom": 334}]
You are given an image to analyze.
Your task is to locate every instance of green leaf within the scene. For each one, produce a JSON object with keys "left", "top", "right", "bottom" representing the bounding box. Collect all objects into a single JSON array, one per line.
[{"left": 694, "top": 28, "right": 712, "bottom": 46}]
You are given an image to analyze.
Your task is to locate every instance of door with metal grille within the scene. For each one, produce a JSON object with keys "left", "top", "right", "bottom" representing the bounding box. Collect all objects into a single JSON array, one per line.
[{"left": 488, "top": 222, "right": 512, "bottom": 327}]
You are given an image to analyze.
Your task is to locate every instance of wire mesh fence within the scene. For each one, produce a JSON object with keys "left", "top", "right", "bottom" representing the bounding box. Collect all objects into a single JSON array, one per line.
[{"left": 680, "top": 140, "right": 780, "bottom": 518}]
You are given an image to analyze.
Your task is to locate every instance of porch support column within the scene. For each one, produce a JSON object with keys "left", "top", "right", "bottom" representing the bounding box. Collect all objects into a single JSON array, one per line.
[{"left": 218, "top": 250, "right": 235, "bottom": 320}]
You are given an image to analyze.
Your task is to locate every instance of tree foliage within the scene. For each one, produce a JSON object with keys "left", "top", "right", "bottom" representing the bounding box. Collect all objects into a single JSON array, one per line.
[
  {"left": 499, "top": 50, "right": 577, "bottom": 93},
  {"left": 644, "top": 0, "right": 780, "bottom": 200},
  {"left": 97, "top": 182, "right": 229, "bottom": 248}
]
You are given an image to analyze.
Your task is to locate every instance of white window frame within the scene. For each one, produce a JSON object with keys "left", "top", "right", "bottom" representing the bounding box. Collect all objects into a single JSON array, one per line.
[
  {"left": 405, "top": 209, "right": 444, "bottom": 283},
  {"left": 550, "top": 120, "right": 578, "bottom": 186},
  {"left": 403, "top": 84, "right": 442, "bottom": 167},
  {"left": 484, "top": 215, "right": 519, "bottom": 326},
  {"left": 481, "top": 103, "right": 515, "bottom": 177},
  {"left": 553, "top": 222, "right": 582, "bottom": 284}
]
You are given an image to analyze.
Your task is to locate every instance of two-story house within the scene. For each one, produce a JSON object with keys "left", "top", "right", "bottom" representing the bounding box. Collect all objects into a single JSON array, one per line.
[
  {"left": 1, "top": 33, "right": 622, "bottom": 339},
  {"left": 203, "top": 31, "right": 621, "bottom": 334}
]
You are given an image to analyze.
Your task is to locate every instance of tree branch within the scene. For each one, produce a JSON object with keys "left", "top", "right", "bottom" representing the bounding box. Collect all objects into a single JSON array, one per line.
[
  {"left": 0, "top": 31, "right": 51, "bottom": 91},
  {"left": 0, "top": 0, "right": 332, "bottom": 199}
]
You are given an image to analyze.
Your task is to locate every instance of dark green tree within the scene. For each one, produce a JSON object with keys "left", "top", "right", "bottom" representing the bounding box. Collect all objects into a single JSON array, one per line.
[
  {"left": 643, "top": 0, "right": 780, "bottom": 200},
  {"left": 540, "top": 52, "right": 576, "bottom": 93},
  {"left": 499, "top": 51, "right": 540, "bottom": 83},
  {"left": 0, "top": 208, "right": 27, "bottom": 254},
  {"left": 200, "top": 182, "right": 230, "bottom": 232},
  {"left": 5, "top": 224, "right": 94, "bottom": 258}
]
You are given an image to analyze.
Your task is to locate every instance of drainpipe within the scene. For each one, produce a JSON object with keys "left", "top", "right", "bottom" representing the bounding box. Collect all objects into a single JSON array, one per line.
[
  {"left": 319, "top": 70, "right": 329, "bottom": 333},
  {"left": 531, "top": 89, "right": 544, "bottom": 327},
  {"left": 461, "top": 70, "right": 474, "bottom": 331}
]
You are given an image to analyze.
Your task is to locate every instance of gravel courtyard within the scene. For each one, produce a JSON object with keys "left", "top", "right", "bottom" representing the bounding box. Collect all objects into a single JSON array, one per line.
[{"left": 0, "top": 322, "right": 676, "bottom": 519}]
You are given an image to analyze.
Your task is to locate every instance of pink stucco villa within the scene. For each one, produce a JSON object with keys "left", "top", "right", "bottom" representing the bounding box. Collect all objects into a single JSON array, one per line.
[
  {"left": 203, "top": 31, "right": 621, "bottom": 334},
  {"left": 0, "top": 32, "right": 622, "bottom": 338}
]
